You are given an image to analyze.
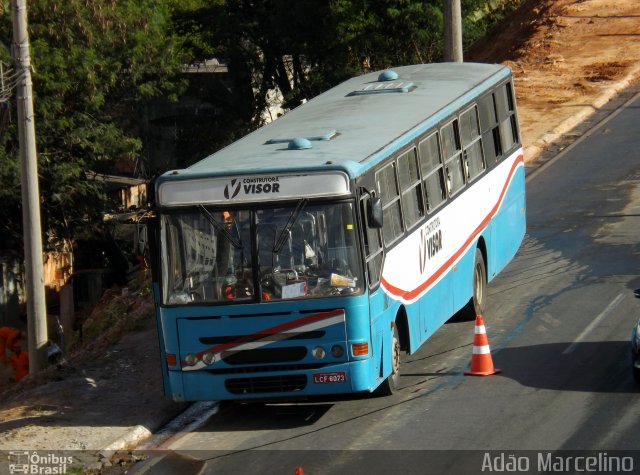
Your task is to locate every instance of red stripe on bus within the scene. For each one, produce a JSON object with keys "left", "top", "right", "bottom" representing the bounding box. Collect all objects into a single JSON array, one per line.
[
  {"left": 181, "top": 308, "right": 344, "bottom": 367},
  {"left": 381, "top": 154, "right": 524, "bottom": 301}
]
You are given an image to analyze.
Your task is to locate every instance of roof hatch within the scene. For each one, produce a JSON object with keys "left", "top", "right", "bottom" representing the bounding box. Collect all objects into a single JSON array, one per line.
[{"left": 349, "top": 70, "right": 415, "bottom": 96}]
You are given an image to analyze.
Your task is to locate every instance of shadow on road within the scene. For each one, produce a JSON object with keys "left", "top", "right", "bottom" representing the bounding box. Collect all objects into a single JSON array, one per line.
[
  {"left": 493, "top": 341, "right": 638, "bottom": 393},
  {"left": 207, "top": 401, "right": 334, "bottom": 432}
]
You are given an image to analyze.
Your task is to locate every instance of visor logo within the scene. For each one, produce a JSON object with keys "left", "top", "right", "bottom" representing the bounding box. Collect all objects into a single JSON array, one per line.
[
  {"left": 418, "top": 219, "right": 442, "bottom": 274},
  {"left": 224, "top": 179, "right": 241, "bottom": 199}
]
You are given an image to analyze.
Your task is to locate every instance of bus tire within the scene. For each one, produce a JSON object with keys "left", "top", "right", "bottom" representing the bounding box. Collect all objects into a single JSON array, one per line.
[
  {"left": 462, "top": 248, "right": 487, "bottom": 320},
  {"left": 376, "top": 324, "right": 401, "bottom": 396}
]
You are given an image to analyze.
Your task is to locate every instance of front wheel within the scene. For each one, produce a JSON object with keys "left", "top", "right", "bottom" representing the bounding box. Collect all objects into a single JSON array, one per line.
[{"left": 376, "top": 324, "right": 401, "bottom": 396}]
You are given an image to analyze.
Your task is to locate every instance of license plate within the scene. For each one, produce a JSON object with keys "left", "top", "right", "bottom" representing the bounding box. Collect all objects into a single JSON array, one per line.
[{"left": 313, "top": 371, "right": 347, "bottom": 384}]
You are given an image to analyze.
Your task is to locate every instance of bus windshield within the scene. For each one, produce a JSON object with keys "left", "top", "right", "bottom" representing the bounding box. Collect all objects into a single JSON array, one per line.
[{"left": 161, "top": 201, "right": 363, "bottom": 305}]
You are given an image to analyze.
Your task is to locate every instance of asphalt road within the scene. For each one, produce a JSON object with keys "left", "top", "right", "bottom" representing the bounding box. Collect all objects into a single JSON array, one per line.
[{"left": 132, "top": 92, "right": 640, "bottom": 475}]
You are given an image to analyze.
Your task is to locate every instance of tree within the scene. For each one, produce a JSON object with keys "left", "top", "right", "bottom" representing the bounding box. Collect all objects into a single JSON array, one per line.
[
  {"left": 0, "top": 0, "right": 524, "bottom": 257},
  {"left": 170, "top": 0, "right": 505, "bottom": 135},
  {"left": 0, "top": 0, "right": 188, "bottom": 255}
]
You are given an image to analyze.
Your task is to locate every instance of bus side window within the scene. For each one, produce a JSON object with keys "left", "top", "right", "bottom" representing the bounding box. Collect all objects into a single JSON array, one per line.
[
  {"left": 460, "top": 105, "right": 485, "bottom": 182},
  {"left": 360, "top": 195, "right": 384, "bottom": 287},
  {"left": 376, "top": 163, "right": 404, "bottom": 245},
  {"left": 495, "top": 82, "right": 519, "bottom": 155},
  {"left": 506, "top": 82, "right": 520, "bottom": 145},
  {"left": 397, "top": 147, "right": 424, "bottom": 229},
  {"left": 418, "top": 132, "right": 447, "bottom": 212},
  {"left": 478, "top": 93, "right": 502, "bottom": 164},
  {"left": 441, "top": 119, "right": 465, "bottom": 196}
]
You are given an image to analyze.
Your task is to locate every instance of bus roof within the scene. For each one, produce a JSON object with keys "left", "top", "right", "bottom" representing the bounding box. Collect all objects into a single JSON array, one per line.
[{"left": 159, "top": 63, "right": 510, "bottom": 184}]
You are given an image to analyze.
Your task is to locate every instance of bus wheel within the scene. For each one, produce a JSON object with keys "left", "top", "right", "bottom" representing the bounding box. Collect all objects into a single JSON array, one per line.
[
  {"left": 376, "top": 324, "right": 401, "bottom": 396},
  {"left": 467, "top": 248, "right": 487, "bottom": 319}
]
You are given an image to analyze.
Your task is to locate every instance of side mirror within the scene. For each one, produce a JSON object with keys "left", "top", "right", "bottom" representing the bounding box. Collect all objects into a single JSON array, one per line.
[
  {"left": 367, "top": 197, "right": 383, "bottom": 229},
  {"left": 137, "top": 223, "right": 148, "bottom": 255},
  {"left": 634, "top": 289, "right": 640, "bottom": 299}
]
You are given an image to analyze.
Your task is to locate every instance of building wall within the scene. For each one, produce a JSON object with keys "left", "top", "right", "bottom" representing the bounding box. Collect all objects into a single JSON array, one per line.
[{"left": 1, "top": 250, "right": 73, "bottom": 326}]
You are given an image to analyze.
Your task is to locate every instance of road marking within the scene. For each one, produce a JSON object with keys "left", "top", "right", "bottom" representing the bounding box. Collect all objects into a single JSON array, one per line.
[{"left": 562, "top": 292, "right": 625, "bottom": 355}]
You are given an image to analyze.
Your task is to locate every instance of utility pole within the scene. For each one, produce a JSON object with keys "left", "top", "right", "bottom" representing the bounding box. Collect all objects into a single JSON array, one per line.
[
  {"left": 11, "top": 0, "right": 48, "bottom": 372},
  {"left": 444, "top": 0, "right": 463, "bottom": 62}
]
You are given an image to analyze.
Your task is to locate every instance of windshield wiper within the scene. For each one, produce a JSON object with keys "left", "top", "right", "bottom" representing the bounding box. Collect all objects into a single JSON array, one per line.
[
  {"left": 273, "top": 198, "right": 308, "bottom": 254},
  {"left": 197, "top": 205, "right": 242, "bottom": 249}
]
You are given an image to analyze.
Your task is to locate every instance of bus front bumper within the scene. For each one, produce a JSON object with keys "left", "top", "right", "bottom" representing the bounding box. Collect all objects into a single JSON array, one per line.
[{"left": 167, "top": 359, "right": 375, "bottom": 401}]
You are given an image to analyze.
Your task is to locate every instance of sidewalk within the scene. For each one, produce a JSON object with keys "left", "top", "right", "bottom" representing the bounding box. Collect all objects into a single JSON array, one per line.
[
  {"left": 0, "top": 317, "right": 187, "bottom": 453},
  {"left": 0, "top": 0, "right": 639, "bottom": 471},
  {"left": 0, "top": 278, "right": 196, "bottom": 466}
]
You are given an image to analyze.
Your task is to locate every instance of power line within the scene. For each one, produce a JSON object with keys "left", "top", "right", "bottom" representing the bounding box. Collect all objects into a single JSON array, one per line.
[{"left": 0, "top": 61, "right": 24, "bottom": 103}]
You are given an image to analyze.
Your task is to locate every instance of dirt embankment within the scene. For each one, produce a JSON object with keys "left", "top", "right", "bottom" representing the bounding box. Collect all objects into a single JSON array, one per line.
[{"left": 468, "top": 0, "right": 640, "bottom": 161}]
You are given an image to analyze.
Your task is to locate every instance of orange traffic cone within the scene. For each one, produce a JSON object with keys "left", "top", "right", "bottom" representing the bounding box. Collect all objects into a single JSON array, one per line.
[{"left": 464, "top": 315, "right": 501, "bottom": 376}]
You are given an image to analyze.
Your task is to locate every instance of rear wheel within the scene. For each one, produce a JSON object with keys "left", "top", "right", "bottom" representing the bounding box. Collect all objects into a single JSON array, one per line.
[
  {"left": 376, "top": 324, "right": 401, "bottom": 396},
  {"left": 472, "top": 249, "right": 487, "bottom": 314}
]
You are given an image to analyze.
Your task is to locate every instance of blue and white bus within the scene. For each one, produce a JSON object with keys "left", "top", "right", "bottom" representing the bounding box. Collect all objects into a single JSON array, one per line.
[{"left": 150, "top": 63, "right": 525, "bottom": 401}]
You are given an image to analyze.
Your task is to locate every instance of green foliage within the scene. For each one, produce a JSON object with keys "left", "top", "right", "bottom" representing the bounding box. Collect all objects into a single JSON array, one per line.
[
  {"left": 171, "top": 0, "right": 523, "bottom": 140},
  {"left": 0, "top": 0, "right": 524, "bottom": 255},
  {"left": 329, "top": 0, "right": 444, "bottom": 70},
  {"left": 462, "top": 0, "right": 524, "bottom": 49},
  {"left": 0, "top": 0, "right": 187, "bottom": 254}
]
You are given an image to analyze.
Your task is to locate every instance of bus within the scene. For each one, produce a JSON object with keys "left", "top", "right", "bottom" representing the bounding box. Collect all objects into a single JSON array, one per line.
[{"left": 149, "top": 63, "right": 525, "bottom": 401}]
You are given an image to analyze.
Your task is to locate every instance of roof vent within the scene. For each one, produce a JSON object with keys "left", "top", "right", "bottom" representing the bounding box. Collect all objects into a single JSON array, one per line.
[
  {"left": 378, "top": 70, "right": 399, "bottom": 81},
  {"left": 266, "top": 129, "right": 337, "bottom": 146},
  {"left": 288, "top": 137, "right": 312, "bottom": 150}
]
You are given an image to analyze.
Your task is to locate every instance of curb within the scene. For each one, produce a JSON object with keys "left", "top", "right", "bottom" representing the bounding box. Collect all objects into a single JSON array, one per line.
[
  {"left": 524, "top": 62, "right": 640, "bottom": 163},
  {"left": 97, "top": 401, "right": 218, "bottom": 461},
  {"left": 137, "top": 401, "right": 220, "bottom": 450},
  {"left": 97, "top": 403, "right": 189, "bottom": 459},
  {"left": 99, "top": 425, "right": 153, "bottom": 459}
]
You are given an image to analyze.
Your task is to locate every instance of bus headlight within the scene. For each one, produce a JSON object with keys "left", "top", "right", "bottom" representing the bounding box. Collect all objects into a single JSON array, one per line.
[
  {"left": 202, "top": 352, "right": 215, "bottom": 365},
  {"left": 184, "top": 354, "right": 198, "bottom": 366},
  {"left": 312, "top": 346, "right": 326, "bottom": 360},
  {"left": 331, "top": 345, "right": 344, "bottom": 358}
]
